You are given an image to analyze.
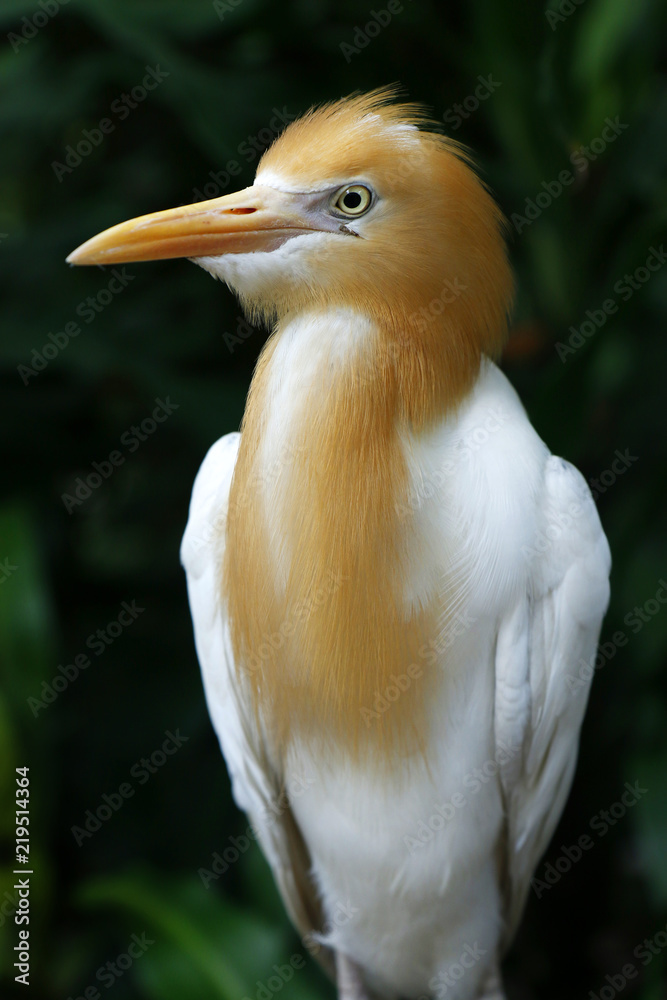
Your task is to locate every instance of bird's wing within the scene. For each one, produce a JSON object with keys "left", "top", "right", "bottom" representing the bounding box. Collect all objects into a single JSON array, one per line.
[
  {"left": 494, "top": 455, "right": 611, "bottom": 943},
  {"left": 180, "top": 434, "right": 331, "bottom": 972}
]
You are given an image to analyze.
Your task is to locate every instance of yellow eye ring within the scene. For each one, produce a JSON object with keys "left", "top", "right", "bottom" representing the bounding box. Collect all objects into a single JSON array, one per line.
[{"left": 333, "top": 184, "right": 373, "bottom": 217}]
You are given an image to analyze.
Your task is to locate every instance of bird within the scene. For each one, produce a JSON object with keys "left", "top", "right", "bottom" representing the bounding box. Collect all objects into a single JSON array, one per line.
[{"left": 67, "top": 87, "right": 611, "bottom": 1000}]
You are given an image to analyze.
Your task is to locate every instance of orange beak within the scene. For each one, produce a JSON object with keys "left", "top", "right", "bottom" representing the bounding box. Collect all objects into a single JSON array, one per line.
[{"left": 66, "top": 185, "right": 328, "bottom": 266}]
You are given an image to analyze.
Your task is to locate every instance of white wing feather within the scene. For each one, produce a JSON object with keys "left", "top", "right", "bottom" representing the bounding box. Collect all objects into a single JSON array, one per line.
[
  {"left": 494, "top": 455, "right": 611, "bottom": 941},
  {"left": 180, "top": 433, "right": 328, "bottom": 962}
]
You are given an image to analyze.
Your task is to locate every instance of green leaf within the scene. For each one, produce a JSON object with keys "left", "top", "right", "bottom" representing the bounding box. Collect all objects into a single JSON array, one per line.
[{"left": 76, "top": 870, "right": 288, "bottom": 999}]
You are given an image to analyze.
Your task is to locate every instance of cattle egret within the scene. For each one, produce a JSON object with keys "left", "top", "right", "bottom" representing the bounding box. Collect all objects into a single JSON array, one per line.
[{"left": 67, "top": 89, "right": 611, "bottom": 1000}]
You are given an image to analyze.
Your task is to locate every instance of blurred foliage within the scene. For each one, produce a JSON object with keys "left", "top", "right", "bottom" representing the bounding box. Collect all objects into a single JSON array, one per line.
[{"left": 0, "top": 0, "right": 666, "bottom": 997}]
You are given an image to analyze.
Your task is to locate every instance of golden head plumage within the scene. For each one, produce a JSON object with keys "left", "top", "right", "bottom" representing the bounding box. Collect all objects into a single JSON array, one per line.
[{"left": 249, "top": 87, "right": 514, "bottom": 423}]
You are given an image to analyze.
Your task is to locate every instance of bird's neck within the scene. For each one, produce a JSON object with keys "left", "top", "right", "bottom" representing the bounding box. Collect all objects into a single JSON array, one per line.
[{"left": 223, "top": 307, "right": 479, "bottom": 760}]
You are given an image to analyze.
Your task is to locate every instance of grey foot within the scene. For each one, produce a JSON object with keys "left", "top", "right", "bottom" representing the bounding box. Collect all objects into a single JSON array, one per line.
[
  {"left": 478, "top": 966, "right": 506, "bottom": 1000},
  {"left": 336, "top": 951, "right": 373, "bottom": 1000}
]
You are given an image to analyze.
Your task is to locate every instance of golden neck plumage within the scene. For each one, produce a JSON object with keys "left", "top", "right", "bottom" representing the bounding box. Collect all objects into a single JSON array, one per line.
[{"left": 222, "top": 306, "right": 487, "bottom": 762}]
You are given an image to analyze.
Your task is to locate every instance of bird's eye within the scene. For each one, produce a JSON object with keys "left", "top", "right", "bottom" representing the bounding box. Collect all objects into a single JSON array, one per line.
[{"left": 333, "top": 185, "right": 373, "bottom": 217}]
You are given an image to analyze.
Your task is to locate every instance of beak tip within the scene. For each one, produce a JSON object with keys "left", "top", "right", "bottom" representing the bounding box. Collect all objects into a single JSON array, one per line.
[
  {"left": 67, "top": 242, "right": 107, "bottom": 266},
  {"left": 66, "top": 244, "right": 90, "bottom": 266}
]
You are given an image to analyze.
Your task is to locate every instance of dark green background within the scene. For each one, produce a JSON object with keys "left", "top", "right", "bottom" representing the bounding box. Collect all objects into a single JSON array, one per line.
[{"left": 1, "top": 0, "right": 666, "bottom": 997}]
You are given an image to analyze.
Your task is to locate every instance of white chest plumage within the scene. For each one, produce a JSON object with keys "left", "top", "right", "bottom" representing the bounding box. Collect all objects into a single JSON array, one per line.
[{"left": 256, "top": 308, "right": 379, "bottom": 590}]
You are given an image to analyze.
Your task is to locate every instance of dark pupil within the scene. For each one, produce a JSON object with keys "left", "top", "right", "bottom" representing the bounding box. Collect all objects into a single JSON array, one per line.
[{"left": 343, "top": 190, "right": 362, "bottom": 209}]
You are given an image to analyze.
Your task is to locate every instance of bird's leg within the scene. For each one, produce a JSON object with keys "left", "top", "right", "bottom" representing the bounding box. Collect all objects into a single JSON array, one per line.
[
  {"left": 335, "top": 950, "right": 373, "bottom": 1000},
  {"left": 477, "top": 966, "right": 507, "bottom": 1000}
]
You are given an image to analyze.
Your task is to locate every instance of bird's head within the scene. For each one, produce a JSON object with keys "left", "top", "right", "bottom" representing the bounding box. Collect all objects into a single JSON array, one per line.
[{"left": 68, "top": 88, "right": 512, "bottom": 413}]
